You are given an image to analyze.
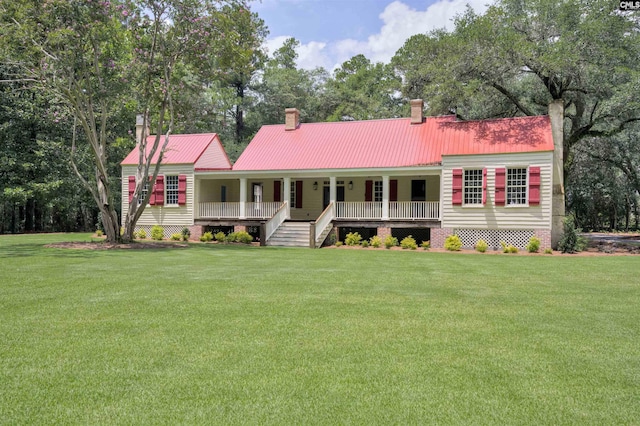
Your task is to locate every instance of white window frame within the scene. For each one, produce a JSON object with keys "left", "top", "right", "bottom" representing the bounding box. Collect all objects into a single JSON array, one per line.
[
  {"left": 290, "top": 182, "right": 297, "bottom": 209},
  {"left": 463, "top": 169, "right": 483, "bottom": 206},
  {"left": 165, "top": 175, "right": 179, "bottom": 205},
  {"left": 373, "top": 180, "right": 383, "bottom": 202},
  {"left": 138, "top": 181, "right": 149, "bottom": 205},
  {"left": 506, "top": 167, "right": 528, "bottom": 206}
]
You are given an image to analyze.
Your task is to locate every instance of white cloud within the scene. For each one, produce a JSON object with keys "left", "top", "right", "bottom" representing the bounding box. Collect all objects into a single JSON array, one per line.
[{"left": 264, "top": 0, "right": 490, "bottom": 71}]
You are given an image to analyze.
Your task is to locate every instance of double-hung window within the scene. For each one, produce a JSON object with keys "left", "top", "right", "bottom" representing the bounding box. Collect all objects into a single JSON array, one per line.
[
  {"left": 463, "top": 169, "right": 483, "bottom": 205},
  {"left": 506, "top": 168, "right": 527, "bottom": 205},
  {"left": 138, "top": 181, "right": 149, "bottom": 205},
  {"left": 165, "top": 175, "right": 179, "bottom": 205},
  {"left": 373, "top": 181, "right": 383, "bottom": 202}
]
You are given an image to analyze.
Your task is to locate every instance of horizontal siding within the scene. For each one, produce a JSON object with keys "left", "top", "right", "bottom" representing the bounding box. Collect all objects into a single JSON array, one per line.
[
  {"left": 441, "top": 152, "right": 553, "bottom": 229},
  {"left": 121, "top": 165, "right": 195, "bottom": 227}
]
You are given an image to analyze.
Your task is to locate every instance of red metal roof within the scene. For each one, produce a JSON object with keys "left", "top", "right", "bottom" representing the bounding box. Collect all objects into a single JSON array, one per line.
[
  {"left": 232, "top": 115, "right": 554, "bottom": 171},
  {"left": 121, "top": 133, "right": 231, "bottom": 169}
]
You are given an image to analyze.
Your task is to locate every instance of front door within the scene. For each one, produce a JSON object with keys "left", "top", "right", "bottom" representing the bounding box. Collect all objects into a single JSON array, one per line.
[
  {"left": 411, "top": 180, "right": 426, "bottom": 201},
  {"left": 323, "top": 185, "right": 345, "bottom": 209}
]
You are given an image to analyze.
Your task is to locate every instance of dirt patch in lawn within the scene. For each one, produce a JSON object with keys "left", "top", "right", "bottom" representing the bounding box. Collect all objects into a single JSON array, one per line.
[{"left": 45, "top": 241, "right": 188, "bottom": 250}]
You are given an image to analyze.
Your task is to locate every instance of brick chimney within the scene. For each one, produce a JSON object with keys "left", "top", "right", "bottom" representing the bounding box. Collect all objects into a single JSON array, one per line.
[
  {"left": 285, "top": 108, "right": 300, "bottom": 131},
  {"left": 410, "top": 99, "right": 424, "bottom": 124},
  {"left": 135, "top": 114, "right": 150, "bottom": 143}
]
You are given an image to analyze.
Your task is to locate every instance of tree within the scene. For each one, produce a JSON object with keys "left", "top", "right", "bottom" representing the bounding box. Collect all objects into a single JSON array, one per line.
[
  {"left": 325, "top": 54, "right": 403, "bottom": 121},
  {"left": 392, "top": 0, "right": 640, "bottom": 173},
  {"left": 1, "top": 0, "right": 239, "bottom": 242},
  {"left": 214, "top": 3, "right": 268, "bottom": 144}
]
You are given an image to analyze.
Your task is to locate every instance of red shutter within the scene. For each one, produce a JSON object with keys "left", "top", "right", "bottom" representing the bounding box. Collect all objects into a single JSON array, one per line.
[
  {"left": 128, "top": 176, "right": 135, "bottom": 202},
  {"left": 274, "top": 180, "right": 281, "bottom": 203},
  {"left": 390, "top": 180, "right": 398, "bottom": 202},
  {"left": 365, "top": 180, "right": 373, "bottom": 202},
  {"left": 295, "top": 180, "right": 303, "bottom": 208},
  {"left": 452, "top": 169, "right": 463, "bottom": 205},
  {"left": 155, "top": 175, "right": 164, "bottom": 206},
  {"left": 529, "top": 166, "right": 541, "bottom": 205},
  {"left": 482, "top": 168, "right": 487, "bottom": 205},
  {"left": 148, "top": 176, "right": 156, "bottom": 205},
  {"left": 495, "top": 168, "right": 506, "bottom": 205},
  {"left": 178, "top": 175, "right": 187, "bottom": 205}
]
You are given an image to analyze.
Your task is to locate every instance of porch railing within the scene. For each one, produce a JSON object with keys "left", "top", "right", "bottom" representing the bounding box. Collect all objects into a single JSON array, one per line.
[
  {"left": 198, "top": 202, "right": 240, "bottom": 219},
  {"left": 389, "top": 201, "right": 440, "bottom": 220},
  {"left": 265, "top": 201, "right": 289, "bottom": 241},
  {"left": 198, "top": 202, "right": 281, "bottom": 219},
  {"left": 336, "top": 202, "right": 383, "bottom": 219},
  {"left": 336, "top": 201, "right": 440, "bottom": 220},
  {"left": 245, "top": 202, "right": 281, "bottom": 218},
  {"left": 314, "top": 202, "right": 335, "bottom": 246}
]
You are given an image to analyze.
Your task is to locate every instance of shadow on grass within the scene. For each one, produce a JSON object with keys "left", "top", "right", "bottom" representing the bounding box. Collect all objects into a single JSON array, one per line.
[{"left": 0, "top": 243, "right": 98, "bottom": 259}]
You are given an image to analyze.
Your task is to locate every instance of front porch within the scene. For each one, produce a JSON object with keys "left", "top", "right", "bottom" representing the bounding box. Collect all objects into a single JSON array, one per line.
[{"left": 196, "top": 200, "right": 441, "bottom": 221}]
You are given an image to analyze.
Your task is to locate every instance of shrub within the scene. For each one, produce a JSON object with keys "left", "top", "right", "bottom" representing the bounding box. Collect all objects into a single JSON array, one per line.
[
  {"left": 345, "top": 232, "right": 362, "bottom": 246},
  {"left": 558, "top": 215, "right": 587, "bottom": 253},
  {"left": 227, "top": 231, "right": 253, "bottom": 244},
  {"left": 151, "top": 225, "right": 164, "bottom": 241},
  {"left": 335, "top": 241, "right": 343, "bottom": 247},
  {"left": 421, "top": 240, "right": 430, "bottom": 250},
  {"left": 400, "top": 235, "right": 417, "bottom": 250},
  {"left": 501, "top": 241, "right": 518, "bottom": 253},
  {"left": 444, "top": 235, "right": 462, "bottom": 251},
  {"left": 328, "top": 233, "right": 337, "bottom": 246},
  {"left": 384, "top": 235, "right": 398, "bottom": 249},
  {"left": 170, "top": 233, "right": 182, "bottom": 241},
  {"left": 369, "top": 235, "right": 382, "bottom": 248},
  {"left": 181, "top": 228, "right": 191, "bottom": 241},
  {"left": 361, "top": 240, "right": 369, "bottom": 248},
  {"left": 475, "top": 239, "right": 488, "bottom": 253},
  {"left": 236, "top": 231, "right": 253, "bottom": 244},
  {"left": 544, "top": 248, "right": 553, "bottom": 254},
  {"left": 200, "top": 231, "right": 213, "bottom": 242},
  {"left": 214, "top": 231, "right": 226, "bottom": 243},
  {"left": 95, "top": 229, "right": 103, "bottom": 237},
  {"left": 136, "top": 228, "right": 147, "bottom": 240},
  {"left": 526, "top": 236, "right": 541, "bottom": 253}
]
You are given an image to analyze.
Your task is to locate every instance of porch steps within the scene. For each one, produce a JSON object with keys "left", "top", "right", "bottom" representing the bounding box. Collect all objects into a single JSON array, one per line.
[{"left": 267, "top": 222, "right": 311, "bottom": 247}]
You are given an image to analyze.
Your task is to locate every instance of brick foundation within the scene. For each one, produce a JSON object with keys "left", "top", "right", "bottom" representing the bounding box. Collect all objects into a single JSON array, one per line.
[
  {"left": 188, "top": 225, "right": 203, "bottom": 241},
  {"left": 431, "top": 227, "right": 453, "bottom": 249},
  {"left": 377, "top": 226, "right": 391, "bottom": 240},
  {"left": 534, "top": 229, "right": 552, "bottom": 250},
  {"left": 234, "top": 225, "right": 247, "bottom": 233}
]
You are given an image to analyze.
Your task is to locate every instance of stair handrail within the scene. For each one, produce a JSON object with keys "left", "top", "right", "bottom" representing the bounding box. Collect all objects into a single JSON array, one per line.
[
  {"left": 313, "top": 202, "right": 335, "bottom": 246},
  {"left": 265, "top": 201, "right": 288, "bottom": 241}
]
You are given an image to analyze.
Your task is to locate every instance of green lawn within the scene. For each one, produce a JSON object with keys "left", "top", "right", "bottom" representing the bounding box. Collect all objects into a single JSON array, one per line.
[{"left": 1, "top": 234, "right": 639, "bottom": 424}]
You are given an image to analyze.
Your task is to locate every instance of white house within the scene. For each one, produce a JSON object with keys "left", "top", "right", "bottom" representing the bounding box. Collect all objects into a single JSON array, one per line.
[{"left": 121, "top": 100, "right": 564, "bottom": 249}]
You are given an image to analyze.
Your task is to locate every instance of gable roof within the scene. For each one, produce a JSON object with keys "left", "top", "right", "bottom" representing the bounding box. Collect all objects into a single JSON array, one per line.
[
  {"left": 121, "top": 133, "right": 232, "bottom": 169},
  {"left": 232, "top": 115, "right": 554, "bottom": 172}
]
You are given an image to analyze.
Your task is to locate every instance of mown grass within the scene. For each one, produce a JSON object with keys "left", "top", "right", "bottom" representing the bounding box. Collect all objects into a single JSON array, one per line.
[{"left": 1, "top": 233, "right": 639, "bottom": 424}]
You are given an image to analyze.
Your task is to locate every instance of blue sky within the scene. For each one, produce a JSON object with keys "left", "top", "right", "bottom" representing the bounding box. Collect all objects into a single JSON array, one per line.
[{"left": 251, "top": 0, "right": 491, "bottom": 70}]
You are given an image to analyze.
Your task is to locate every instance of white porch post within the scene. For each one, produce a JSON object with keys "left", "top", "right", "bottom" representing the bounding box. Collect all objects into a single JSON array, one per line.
[
  {"left": 194, "top": 178, "right": 200, "bottom": 219},
  {"left": 382, "top": 175, "right": 390, "bottom": 220},
  {"left": 239, "top": 178, "right": 247, "bottom": 219},
  {"left": 283, "top": 177, "right": 291, "bottom": 219},
  {"left": 330, "top": 176, "right": 337, "bottom": 204}
]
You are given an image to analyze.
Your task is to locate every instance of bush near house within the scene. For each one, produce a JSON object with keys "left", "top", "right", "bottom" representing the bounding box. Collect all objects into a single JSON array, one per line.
[
  {"left": 151, "top": 225, "right": 164, "bottom": 241},
  {"left": 345, "top": 232, "right": 362, "bottom": 246},
  {"left": 214, "top": 232, "right": 226, "bottom": 243},
  {"left": 136, "top": 229, "right": 147, "bottom": 240},
  {"left": 369, "top": 235, "right": 382, "bottom": 248},
  {"left": 444, "top": 235, "right": 462, "bottom": 251},
  {"left": 421, "top": 240, "right": 430, "bottom": 250},
  {"left": 384, "top": 235, "right": 398, "bottom": 249},
  {"left": 527, "top": 236, "right": 541, "bottom": 253},
  {"left": 227, "top": 231, "right": 253, "bottom": 244},
  {"left": 400, "top": 236, "right": 417, "bottom": 250},
  {"left": 181, "top": 228, "right": 191, "bottom": 241},
  {"left": 200, "top": 232, "right": 213, "bottom": 242},
  {"left": 475, "top": 239, "right": 489, "bottom": 253}
]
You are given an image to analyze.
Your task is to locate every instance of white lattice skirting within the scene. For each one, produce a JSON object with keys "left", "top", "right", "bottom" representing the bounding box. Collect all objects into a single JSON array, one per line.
[
  {"left": 135, "top": 225, "right": 187, "bottom": 239},
  {"left": 454, "top": 229, "right": 535, "bottom": 250}
]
